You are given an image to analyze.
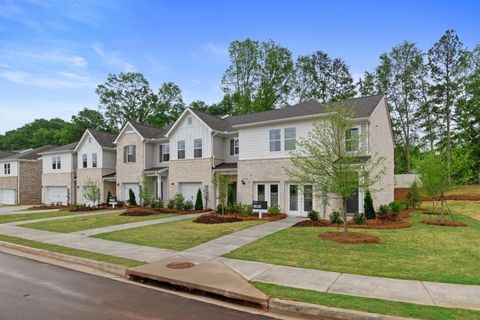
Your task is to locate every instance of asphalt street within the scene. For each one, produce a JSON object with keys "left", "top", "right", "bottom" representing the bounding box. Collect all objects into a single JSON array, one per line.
[{"left": 0, "top": 252, "right": 278, "bottom": 320}]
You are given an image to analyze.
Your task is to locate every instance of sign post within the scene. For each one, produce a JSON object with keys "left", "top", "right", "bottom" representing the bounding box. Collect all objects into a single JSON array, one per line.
[
  {"left": 252, "top": 201, "right": 268, "bottom": 219},
  {"left": 109, "top": 196, "right": 118, "bottom": 209}
]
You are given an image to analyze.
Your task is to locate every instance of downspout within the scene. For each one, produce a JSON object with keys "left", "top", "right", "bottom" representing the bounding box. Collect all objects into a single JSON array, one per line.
[
  {"left": 210, "top": 131, "right": 219, "bottom": 209},
  {"left": 17, "top": 161, "right": 20, "bottom": 205}
]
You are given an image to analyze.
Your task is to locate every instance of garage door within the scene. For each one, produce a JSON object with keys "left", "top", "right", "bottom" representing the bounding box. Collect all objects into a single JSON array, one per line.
[
  {"left": 123, "top": 183, "right": 140, "bottom": 203},
  {"left": 179, "top": 183, "right": 201, "bottom": 202},
  {"left": 45, "top": 187, "right": 68, "bottom": 205},
  {"left": 0, "top": 189, "right": 15, "bottom": 205}
]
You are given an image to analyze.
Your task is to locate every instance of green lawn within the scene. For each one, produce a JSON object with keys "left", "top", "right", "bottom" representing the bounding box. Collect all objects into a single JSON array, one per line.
[
  {"left": 22, "top": 212, "right": 177, "bottom": 233},
  {"left": 0, "top": 234, "right": 144, "bottom": 267},
  {"left": 94, "top": 219, "right": 264, "bottom": 251},
  {"left": 422, "top": 200, "right": 480, "bottom": 221},
  {"left": 255, "top": 282, "right": 480, "bottom": 320},
  {"left": 225, "top": 212, "right": 480, "bottom": 285},
  {"left": 0, "top": 210, "right": 107, "bottom": 224}
]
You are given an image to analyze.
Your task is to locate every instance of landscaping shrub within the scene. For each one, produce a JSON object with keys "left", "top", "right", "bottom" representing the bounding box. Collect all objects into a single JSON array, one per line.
[
  {"left": 389, "top": 201, "right": 402, "bottom": 213},
  {"left": 267, "top": 205, "right": 280, "bottom": 214},
  {"left": 184, "top": 200, "right": 194, "bottom": 210},
  {"left": 128, "top": 188, "right": 137, "bottom": 206},
  {"left": 405, "top": 181, "right": 421, "bottom": 209},
  {"left": 173, "top": 193, "right": 185, "bottom": 210},
  {"left": 308, "top": 210, "right": 319, "bottom": 221},
  {"left": 216, "top": 203, "right": 225, "bottom": 213},
  {"left": 106, "top": 191, "right": 112, "bottom": 203},
  {"left": 151, "top": 198, "right": 164, "bottom": 209},
  {"left": 329, "top": 211, "right": 343, "bottom": 224},
  {"left": 241, "top": 204, "right": 253, "bottom": 216},
  {"left": 353, "top": 213, "right": 366, "bottom": 224},
  {"left": 378, "top": 204, "right": 389, "bottom": 216},
  {"left": 363, "top": 189, "right": 375, "bottom": 219},
  {"left": 167, "top": 198, "right": 175, "bottom": 209},
  {"left": 195, "top": 188, "right": 203, "bottom": 210}
]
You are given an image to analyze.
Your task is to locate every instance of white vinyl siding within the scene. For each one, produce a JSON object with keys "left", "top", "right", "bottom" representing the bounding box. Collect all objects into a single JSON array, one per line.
[
  {"left": 42, "top": 153, "right": 75, "bottom": 174},
  {"left": 76, "top": 132, "right": 108, "bottom": 169},
  {"left": 169, "top": 111, "right": 212, "bottom": 160}
]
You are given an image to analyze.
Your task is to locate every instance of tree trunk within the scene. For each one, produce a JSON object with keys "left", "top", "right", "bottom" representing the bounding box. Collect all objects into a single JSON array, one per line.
[
  {"left": 440, "top": 192, "right": 445, "bottom": 223},
  {"left": 342, "top": 197, "right": 348, "bottom": 238}
]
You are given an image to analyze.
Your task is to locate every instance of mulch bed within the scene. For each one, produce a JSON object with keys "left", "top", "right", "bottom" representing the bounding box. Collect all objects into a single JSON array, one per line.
[
  {"left": 122, "top": 208, "right": 212, "bottom": 216},
  {"left": 319, "top": 231, "right": 381, "bottom": 244},
  {"left": 121, "top": 209, "right": 166, "bottom": 216},
  {"left": 422, "top": 220, "right": 467, "bottom": 227},
  {"left": 293, "top": 220, "right": 333, "bottom": 227},
  {"left": 194, "top": 213, "right": 287, "bottom": 224}
]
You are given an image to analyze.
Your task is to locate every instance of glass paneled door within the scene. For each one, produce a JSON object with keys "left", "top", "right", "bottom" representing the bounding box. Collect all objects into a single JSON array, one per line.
[{"left": 288, "top": 184, "right": 313, "bottom": 217}]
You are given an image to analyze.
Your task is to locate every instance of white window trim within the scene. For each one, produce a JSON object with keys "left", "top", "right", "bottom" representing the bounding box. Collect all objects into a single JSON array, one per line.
[
  {"left": 269, "top": 129, "right": 282, "bottom": 152},
  {"left": 284, "top": 127, "right": 296, "bottom": 151},
  {"left": 4, "top": 163, "right": 10, "bottom": 175},
  {"left": 254, "top": 182, "right": 280, "bottom": 208},
  {"left": 92, "top": 153, "right": 98, "bottom": 168},
  {"left": 160, "top": 143, "right": 170, "bottom": 163},
  {"left": 194, "top": 138, "right": 202, "bottom": 158},
  {"left": 52, "top": 156, "right": 61, "bottom": 170},
  {"left": 82, "top": 154, "right": 88, "bottom": 168},
  {"left": 347, "top": 125, "right": 361, "bottom": 152},
  {"left": 127, "top": 145, "right": 135, "bottom": 163},
  {"left": 177, "top": 140, "right": 185, "bottom": 159}
]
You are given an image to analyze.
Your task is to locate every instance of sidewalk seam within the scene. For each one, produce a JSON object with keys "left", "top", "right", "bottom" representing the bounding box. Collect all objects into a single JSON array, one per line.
[
  {"left": 326, "top": 272, "right": 343, "bottom": 293},
  {"left": 420, "top": 281, "right": 437, "bottom": 305}
]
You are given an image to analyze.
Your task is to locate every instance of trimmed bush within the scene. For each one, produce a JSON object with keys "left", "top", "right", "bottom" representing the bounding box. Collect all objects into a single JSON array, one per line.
[
  {"left": 128, "top": 188, "right": 137, "bottom": 206},
  {"left": 195, "top": 188, "right": 203, "bottom": 210},
  {"left": 353, "top": 213, "right": 366, "bottom": 224},
  {"left": 267, "top": 205, "right": 280, "bottom": 214},
  {"left": 150, "top": 198, "right": 164, "bottom": 209},
  {"left": 389, "top": 201, "right": 402, "bottom": 213},
  {"left": 406, "top": 180, "right": 421, "bottom": 209},
  {"left": 241, "top": 204, "right": 253, "bottom": 216},
  {"left": 167, "top": 198, "right": 175, "bottom": 209},
  {"left": 173, "top": 193, "right": 185, "bottom": 210},
  {"left": 184, "top": 200, "right": 194, "bottom": 210},
  {"left": 308, "top": 210, "right": 319, "bottom": 221},
  {"left": 329, "top": 211, "right": 343, "bottom": 224},
  {"left": 364, "top": 189, "right": 375, "bottom": 219}
]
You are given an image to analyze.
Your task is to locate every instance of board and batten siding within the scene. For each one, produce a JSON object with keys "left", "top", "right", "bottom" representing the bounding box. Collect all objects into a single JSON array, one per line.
[
  {"left": 0, "top": 160, "right": 18, "bottom": 177},
  {"left": 42, "top": 152, "right": 74, "bottom": 174},
  {"left": 169, "top": 113, "right": 212, "bottom": 160},
  {"left": 76, "top": 132, "right": 109, "bottom": 169}
]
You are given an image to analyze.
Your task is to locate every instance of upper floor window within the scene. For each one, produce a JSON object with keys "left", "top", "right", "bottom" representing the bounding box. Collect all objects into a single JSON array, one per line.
[
  {"left": 284, "top": 128, "right": 296, "bottom": 151},
  {"left": 346, "top": 127, "right": 360, "bottom": 152},
  {"left": 160, "top": 144, "right": 170, "bottom": 162},
  {"left": 194, "top": 139, "right": 202, "bottom": 158},
  {"left": 187, "top": 116, "right": 193, "bottom": 125},
  {"left": 177, "top": 141, "right": 185, "bottom": 159},
  {"left": 269, "top": 129, "right": 281, "bottom": 152},
  {"left": 92, "top": 153, "right": 98, "bottom": 168},
  {"left": 82, "top": 154, "right": 87, "bottom": 168},
  {"left": 124, "top": 145, "right": 136, "bottom": 163},
  {"left": 4, "top": 163, "right": 10, "bottom": 175},
  {"left": 230, "top": 138, "right": 239, "bottom": 155},
  {"left": 52, "top": 156, "right": 61, "bottom": 170}
]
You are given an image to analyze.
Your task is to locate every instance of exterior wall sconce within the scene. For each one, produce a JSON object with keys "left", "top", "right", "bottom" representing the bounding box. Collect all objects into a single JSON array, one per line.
[{"left": 241, "top": 180, "right": 245, "bottom": 185}]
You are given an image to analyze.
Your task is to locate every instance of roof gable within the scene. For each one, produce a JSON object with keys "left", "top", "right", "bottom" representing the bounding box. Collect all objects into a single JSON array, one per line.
[
  {"left": 75, "top": 129, "right": 116, "bottom": 152},
  {"left": 165, "top": 108, "right": 213, "bottom": 137},
  {"left": 114, "top": 121, "right": 169, "bottom": 143}
]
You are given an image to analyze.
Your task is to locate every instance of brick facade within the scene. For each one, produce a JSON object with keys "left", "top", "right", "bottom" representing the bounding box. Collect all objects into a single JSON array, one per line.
[{"left": 19, "top": 161, "right": 43, "bottom": 205}]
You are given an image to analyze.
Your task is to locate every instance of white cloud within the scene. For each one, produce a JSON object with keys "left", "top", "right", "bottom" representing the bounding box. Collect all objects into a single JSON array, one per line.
[
  {"left": 92, "top": 43, "right": 136, "bottom": 72},
  {"left": 201, "top": 42, "right": 228, "bottom": 57},
  {"left": 0, "top": 70, "right": 97, "bottom": 89},
  {"left": 0, "top": 47, "right": 88, "bottom": 68}
]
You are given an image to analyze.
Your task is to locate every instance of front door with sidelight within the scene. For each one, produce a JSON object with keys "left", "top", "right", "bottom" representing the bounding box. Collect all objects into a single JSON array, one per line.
[
  {"left": 254, "top": 183, "right": 279, "bottom": 210},
  {"left": 287, "top": 184, "right": 313, "bottom": 217}
]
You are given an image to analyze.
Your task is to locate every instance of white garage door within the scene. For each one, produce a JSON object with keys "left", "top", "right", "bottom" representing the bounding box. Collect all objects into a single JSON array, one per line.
[
  {"left": 123, "top": 183, "right": 140, "bottom": 203},
  {"left": 179, "top": 183, "right": 201, "bottom": 202},
  {"left": 0, "top": 189, "right": 15, "bottom": 205},
  {"left": 45, "top": 187, "right": 68, "bottom": 205}
]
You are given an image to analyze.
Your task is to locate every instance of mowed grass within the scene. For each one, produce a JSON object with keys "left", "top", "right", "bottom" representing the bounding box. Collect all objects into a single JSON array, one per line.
[
  {"left": 0, "top": 234, "right": 144, "bottom": 267},
  {"left": 421, "top": 200, "right": 480, "bottom": 221},
  {"left": 22, "top": 212, "right": 177, "bottom": 233},
  {"left": 225, "top": 212, "right": 480, "bottom": 285},
  {"left": 0, "top": 210, "right": 103, "bottom": 224},
  {"left": 255, "top": 282, "right": 480, "bottom": 320},
  {"left": 94, "top": 219, "right": 264, "bottom": 251}
]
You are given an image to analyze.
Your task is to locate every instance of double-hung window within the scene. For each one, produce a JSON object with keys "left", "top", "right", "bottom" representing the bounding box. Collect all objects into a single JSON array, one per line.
[
  {"left": 230, "top": 138, "right": 239, "bottom": 155},
  {"left": 284, "top": 128, "right": 296, "bottom": 151},
  {"left": 82, "top": 154, "right": 87, "bottom": 168},
  {"left": 346, "top": 127, "right": 360, "bottom": 152},
  {"left": 269, "top": 129, "right": 281, "bottom": 152},
  {"left": 124, "top": 145, "right": 136, "bottom": 163},
  {"left": 92, "top": 153, "right": 98, "bottom": 168},
  {"left": 177, "top": 141, "right": 185, "bottom": 159},
  {"left": 4, "top": 163, "right": 10, "bottom": 175},
  {"left": 52, "top": 156, "right": 61, "bottom": 170},
  {"left": 160, "top": 144, "right": 170, "bottom": 162},
  {"left": 194, "top": 139, "right": 202, "bottom": 158}
]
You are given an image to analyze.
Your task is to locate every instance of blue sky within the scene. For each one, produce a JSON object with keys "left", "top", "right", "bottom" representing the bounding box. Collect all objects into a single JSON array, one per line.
[{"left": 0, "top": 0, "right": 479, "bottom": 134}]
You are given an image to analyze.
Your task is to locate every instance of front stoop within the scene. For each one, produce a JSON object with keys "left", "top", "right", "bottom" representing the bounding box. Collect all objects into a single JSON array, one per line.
[{"left": 125, "top": 255, "right": 269, "bottom": 307}]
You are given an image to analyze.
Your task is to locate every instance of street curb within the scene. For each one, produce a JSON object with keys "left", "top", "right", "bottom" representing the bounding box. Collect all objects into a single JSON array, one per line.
[
  {"left": 269, "top": 298, "right": 417, "bottom": 320},
  {"left": 0, "top": 241, "right": 126, "bottom": 277}
]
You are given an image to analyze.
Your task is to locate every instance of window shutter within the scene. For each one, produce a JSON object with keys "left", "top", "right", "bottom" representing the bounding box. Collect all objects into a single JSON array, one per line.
[
  {"left": 132, "top": 145, "right": 136, "bottom": 162},
  {"left": 123, "top": 146, "right": 127, "bottom": 163},
  {"left": 230, "top": 139, "right": 234, "bottom": 155},
  {"left": 159, "top": 145, "right": 163, "bottom": 163}
]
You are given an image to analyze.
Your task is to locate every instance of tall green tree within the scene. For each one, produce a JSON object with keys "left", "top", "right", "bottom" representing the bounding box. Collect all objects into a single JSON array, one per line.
[
  {"left": 294, "top": 51, "right": 356, "bottom": 103},
  {"left": 221, "top": 39, "right": 294, "bottom": 114},
  {"left": 96, "top": 72, "right": 157, "bottom": 129},
  {"left": 415, "top": 62, "right": 439, "bottom": 150},
  {"left": 62, "top": 108, "right": 111, "bottom": 143},
  {"left": 147, "top": 82, "right": 186, "bottom": 127},
  {"left": 428, "top": 30, "right": 469, "bottom": 179},
  {"left": 374, "top": 41, "right": 424, "bottom": 173},
  {"left": 357, "top": 71, "right": 377, "bottom": 96}
]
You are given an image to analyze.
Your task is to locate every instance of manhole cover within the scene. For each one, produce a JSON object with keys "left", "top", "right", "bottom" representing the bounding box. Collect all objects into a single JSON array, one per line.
[{"left": 167, "top": 262, "right": 195, "bottom": 269}]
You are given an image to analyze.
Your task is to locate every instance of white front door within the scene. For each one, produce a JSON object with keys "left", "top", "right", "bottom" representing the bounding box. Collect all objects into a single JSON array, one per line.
[
  {"left": 0, "top": 189, "right": 15, "bottom": 205},
  {"left": 254, "top": 183, "right": 279, "bottom": 210},
  {"left": 179, "top": 183, "right": 201, "bottom": 203},
  {"left": 287, "top": 184, "right": 313, "bottom": 217},
  {"left": 123, "top": 183, "right": 140, "bottom": 203},
  {"left": 45, "top": 187, "right": 69, "bottom": 205}
]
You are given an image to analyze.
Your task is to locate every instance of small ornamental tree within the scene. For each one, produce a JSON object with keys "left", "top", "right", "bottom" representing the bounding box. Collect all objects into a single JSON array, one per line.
[
  {"left": 106, "top": 190, "right": 112, "bottom": 204},
  {"left": 195, "top": 188, "right": 204, "bottom": 210},
  {"left": 286, "top": 105, "right": 386, "bottom": 238},
  {"left": 84, "top": 178, "right": 101, "bottom": 207},
  {"left": 139, "top": 177, "right": 153, "bottom": 207},
  {"left": 405, "top": 180, "right": 421, "bottom": 209},
  {"left": 363, "top": 189, "right": 375, "bottom": 219},
  {"left": 212, "top": 173, "right": 232, "bottom": 215},
  {"left": 128, "top": 188, "right": 137, "bottom": 206}
]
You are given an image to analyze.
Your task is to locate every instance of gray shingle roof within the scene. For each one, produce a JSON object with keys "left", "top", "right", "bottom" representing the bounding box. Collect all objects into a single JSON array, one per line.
[
  {"left": 1, "top": 145, "right": 57, "bottom": 161},
  {"left": 214, "top": 162, "right": 238, "bottom": 170},
  {"left": 0, "top": 151, "right": 16, "bottom": 160},
  {"left": 129, "top": 122, "right": 171, "bottom": 139},
  {"left": 39, "top": 142, "right": 78, "bottom": 154},
  {"left": 189, "top": 94, "right": 384, "bottom": 133},
  {"left": 89, "top": 130, "right": 116, "bottom": 148}
]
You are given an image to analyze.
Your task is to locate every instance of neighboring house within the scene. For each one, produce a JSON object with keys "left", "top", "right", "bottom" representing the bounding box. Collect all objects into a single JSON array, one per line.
[
  {"left": 74, "top": 129, "right": 117, "bottom": 205},
  {"left": 114, "top": 122, "right": 170, "bottom": 204},
  {"left": 39, "top": 142, "right": 78, "bottom": 205},
  {"left": 0, "top": 145, "right": 56, "bottom": 205}
]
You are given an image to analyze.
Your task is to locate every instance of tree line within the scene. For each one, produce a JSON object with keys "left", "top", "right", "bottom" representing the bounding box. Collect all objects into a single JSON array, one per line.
[{"left": 1, "top": 29, "right": 478, "bottom": 182}]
